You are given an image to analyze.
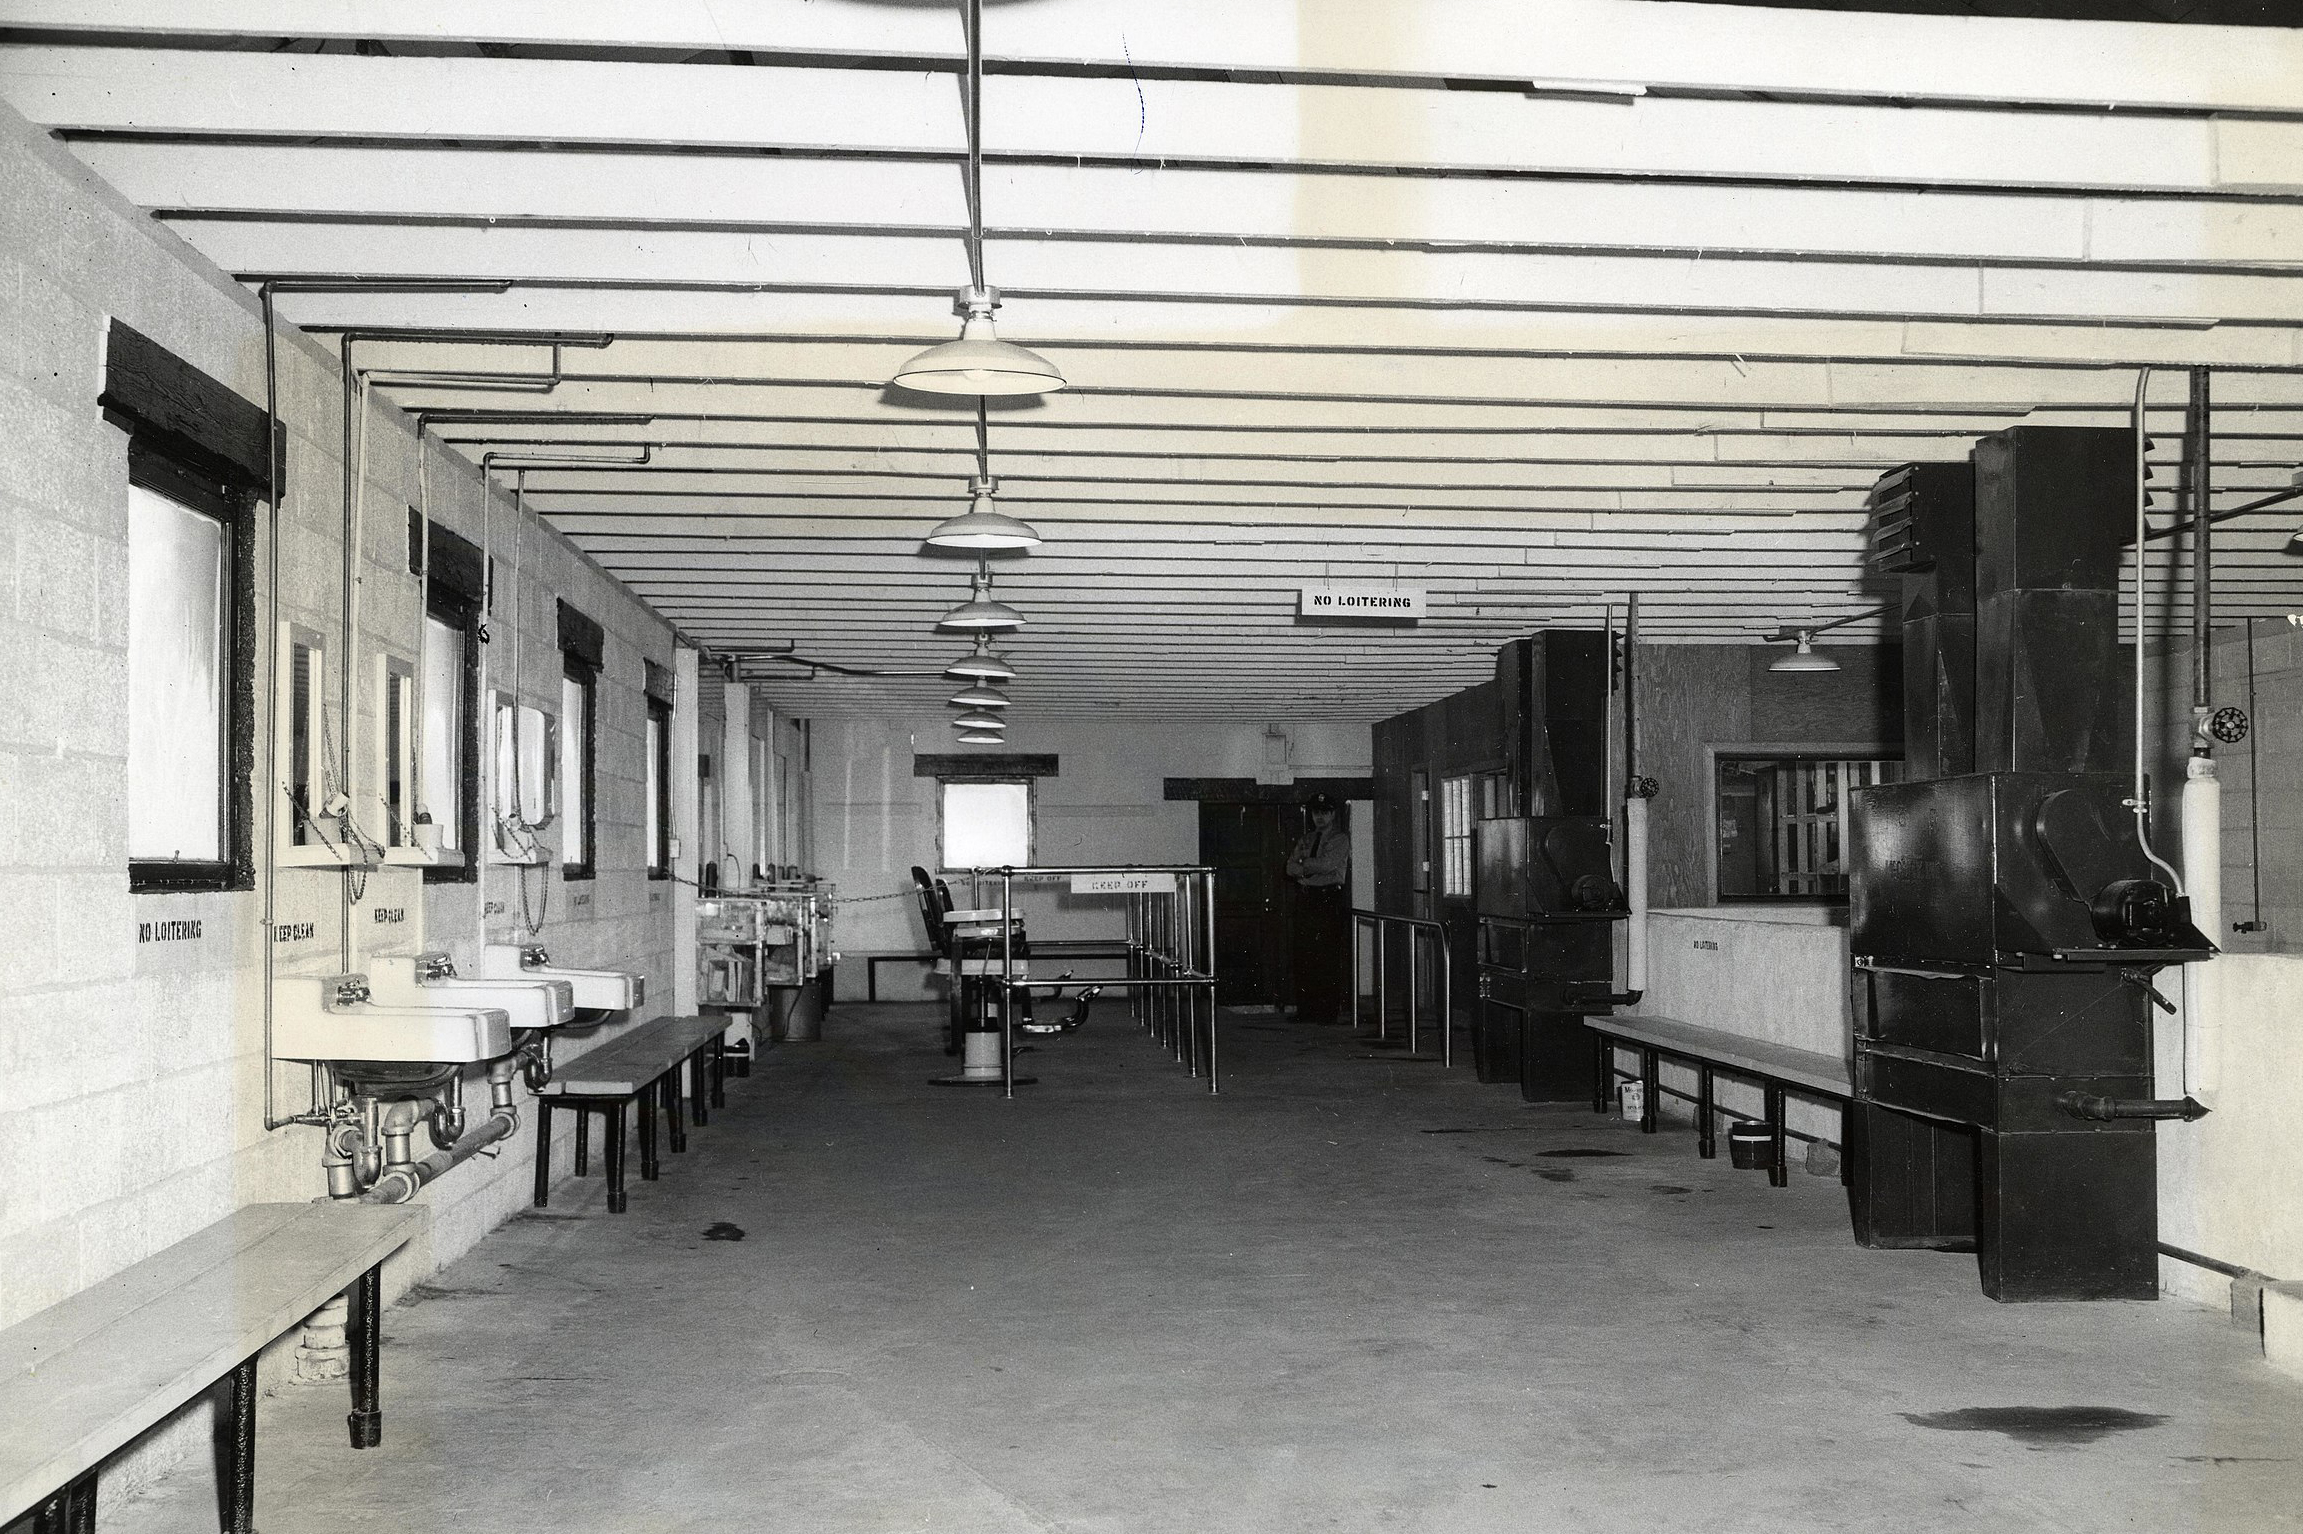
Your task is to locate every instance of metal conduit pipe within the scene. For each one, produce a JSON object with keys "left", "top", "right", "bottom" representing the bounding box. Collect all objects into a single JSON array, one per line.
[{"left": 2180, "top": 366, "right": 2224, "bottom": 1105}]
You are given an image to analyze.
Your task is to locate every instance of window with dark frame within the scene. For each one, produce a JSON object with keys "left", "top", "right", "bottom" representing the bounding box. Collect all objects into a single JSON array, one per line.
[
  {"left": 127, "top": 448, "right": 252, "bottom": 892},
  {"left": 645, "top": 693, "right": 672, "bottom": 880},
  {"left": 556, "top": 599, "right": 603, "bottom": 881},
  {"left": 413, "top": 515, "right": 485, "bottom": 884},
  {"left": 106, "top": 320, "right": 264, "bottom": 898},
  {"left": 1714, "top": 752, "right": 1903, "bottom": 902}
]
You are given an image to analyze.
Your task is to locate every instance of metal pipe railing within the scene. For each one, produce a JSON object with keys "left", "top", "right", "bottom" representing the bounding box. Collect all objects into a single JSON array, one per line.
[
  {"left": 971, "top": 865, "right": 1220, "bottom": 1097},
  {"left": 1349, "top": 910, "right": 1453, "bottom": 1067}
]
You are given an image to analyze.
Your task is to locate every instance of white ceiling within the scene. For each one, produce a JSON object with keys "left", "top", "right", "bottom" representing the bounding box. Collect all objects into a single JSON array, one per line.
[{"left": 5, "top": 0, "right": 2300, "bottom": 719}]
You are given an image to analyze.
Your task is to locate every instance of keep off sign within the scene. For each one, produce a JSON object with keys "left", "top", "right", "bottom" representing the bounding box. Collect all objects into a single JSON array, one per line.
[
  {"left": 1071, "top": 872, "right": 1176, "bottom": 895},
  {"left": 1299, "top": 586, "right": 1425, "bottom": 619}
]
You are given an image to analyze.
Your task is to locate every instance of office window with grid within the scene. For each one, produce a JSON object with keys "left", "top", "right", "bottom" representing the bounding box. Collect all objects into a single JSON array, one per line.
[{"left": 1440, "top": 774, "right": 1474, "bottom": 899}]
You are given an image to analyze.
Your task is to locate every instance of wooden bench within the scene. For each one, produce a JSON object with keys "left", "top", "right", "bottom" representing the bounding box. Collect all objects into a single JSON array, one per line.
[
  {"left": 0, "top": 1202, "right": 422, "bottom": 1534},
  {"left": 1586, "top": 1014, "right": 1852, "bottom": 1188},
  {"left": 534, "top": 1015, "right": 729, "bottom": 1214}
]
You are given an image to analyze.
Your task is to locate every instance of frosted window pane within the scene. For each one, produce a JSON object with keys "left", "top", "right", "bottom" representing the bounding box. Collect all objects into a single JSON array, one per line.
[
  {"left": 942, "top": 781, "right": 1029, "bottom": 869},
  {"left": 422, "top": 616, "right": 461, "bottom": 851},
  {"left": 560, "top": 673, "right": 587, "bottom": 864},
  {"left": 128, "top": 484, "right": 226, "bottom": 862}
]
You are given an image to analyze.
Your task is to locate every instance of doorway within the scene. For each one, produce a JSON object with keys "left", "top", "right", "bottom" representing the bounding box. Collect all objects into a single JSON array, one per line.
[{"left": 1198, "top": 802, "right": 1297, "bottom": 1005}]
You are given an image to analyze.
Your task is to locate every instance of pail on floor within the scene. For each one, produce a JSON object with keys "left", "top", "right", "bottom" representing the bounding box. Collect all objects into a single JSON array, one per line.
[
  {"left": 1726, "top": 1121, "right": 1774, "bottom": 1170},
  {"left": 1617, "top": 1082, "right": 1644, "bottom": 1121}
]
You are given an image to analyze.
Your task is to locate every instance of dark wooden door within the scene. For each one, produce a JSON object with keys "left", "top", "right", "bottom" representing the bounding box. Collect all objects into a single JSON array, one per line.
[{"left": 1199, "top": 802, "right": 1295, "bottom": 1005}]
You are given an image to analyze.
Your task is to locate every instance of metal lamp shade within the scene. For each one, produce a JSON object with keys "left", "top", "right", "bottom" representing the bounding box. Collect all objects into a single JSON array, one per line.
[
  {"left": 951, "top": 709, "right": 1007, "bottom": 730},
  {"left": 892, "top": 317, "right": 1066, "bottom": 397},
  {"left": 945, "top": 644, "right": 1019, "bottom": 682},
  {"left": 1769, "top": 634, "right": 1842, "bottom": 673},
  {"left": 955, "top": 728, "right": 1007, "bottom": 744},
  {"left": 948, "top": 684, "right": 1011, "bottom": 708},
  {"left": 938, "top": 594, "right": 1023, "bottom": 631},
  {"left": 926, "top": 495, "right": 1041, "bottom": 551}
]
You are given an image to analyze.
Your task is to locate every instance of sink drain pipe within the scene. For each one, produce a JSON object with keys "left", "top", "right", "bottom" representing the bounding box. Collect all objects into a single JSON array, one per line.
[{"left": 363, "top": 1062, "right": 522, "bottom": 1204}]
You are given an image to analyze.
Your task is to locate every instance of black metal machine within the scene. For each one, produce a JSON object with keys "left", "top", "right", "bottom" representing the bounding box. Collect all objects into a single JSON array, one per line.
[
  {"left": 1474, "top": 632, "right": 1637, "bottom": 1101},
  {"left": 1847, "top": 427, "right": 2210, "bottom": 1302}
]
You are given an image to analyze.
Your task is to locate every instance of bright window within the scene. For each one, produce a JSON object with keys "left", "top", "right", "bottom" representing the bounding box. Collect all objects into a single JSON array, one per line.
[
  {"left": 421, "top": 612, "right": 467, "bottom": 856},
  {"left": 128, "top": 480, "right": 230, "bottom": 867},
  {"left": 560, "top": 664, "right": 595, "bottom": 877},
  {"left": 1439, "top": 774, "right": 1474, "bottom": 899},
  {"left": 941, "top": 780, "right": 1030, "bottom": 870}
]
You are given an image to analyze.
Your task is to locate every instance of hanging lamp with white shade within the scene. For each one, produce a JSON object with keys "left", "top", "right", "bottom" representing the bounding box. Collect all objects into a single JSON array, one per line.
[
  {"left": 945, "top": 634, "right": 1018, "bottom": 682},
  {"left": 890, "top": 0, "right": 1065, "bottom": 399},
  {"left": 1769, "top": 632, "right": 1842, "bottom": 674},
  {"left": 939, "top": 559, "right": 1024, "bottom": 631},
  {"left": 948, "top": 683, "right": 1011, "bottom": 709},
  {"left": 926, "top": 402, "right": 1041, "bottom": 550},
  {"left": 952, "top": 708, "right": 1007, "bottom": 731},
  {"left": 955, "top": 728, "right": 1007, "bottom": 744}
]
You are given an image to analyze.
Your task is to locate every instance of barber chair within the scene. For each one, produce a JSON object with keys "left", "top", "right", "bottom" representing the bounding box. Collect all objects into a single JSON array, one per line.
[{"left": 910, "top": 867, "right": 1102, "bottom": 1085}]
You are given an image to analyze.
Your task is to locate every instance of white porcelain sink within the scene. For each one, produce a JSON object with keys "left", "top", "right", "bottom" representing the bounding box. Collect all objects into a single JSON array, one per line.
[
  {"left": 366, "top": 953, "right": 576, "bottom": 1030},
  {"left": 479, "top": 944, "right": 646, "bottom": 1013},
  {"left": 275, "top": 975, "right": 515, "bottom": 1064}
]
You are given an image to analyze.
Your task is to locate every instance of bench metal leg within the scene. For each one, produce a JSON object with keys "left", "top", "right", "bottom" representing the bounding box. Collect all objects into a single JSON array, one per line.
[
  {"left": 710, "top": 1036, "right": 727, "bottom": 1108},
  {"left": 1765, "top": 1082, "right": 1789, "bottom": 1187},
  {"left": 347, "top": 1264, "right": 383, "bottom": 1449},
  {"left": 689, "top": 1049, "right": 709, "bottom": 1127},
  {"left": 32, "top": 1469, "right": 97, "bottom": 1534},
  {"left": 532, "top": 1098, "right": 554, "bottom": 1207},
  {"left": 1697, "top": 1066, "right": 1717, "bottom": 1159},
  {"left": 1639, "top": 1047, "right": 1659, "bottom": 1134},
  {"left": 221, "top": 1354, "right": 259, "bottom": 1532},
  {"left": 574, "top": 1107, "right": 590, "bottom": 1177},
  {"left": 606, "top": 1101, "right": 629, "bottom": 1213},
  {"left": 665, "top": 1071, "right": 687, "bottom": 1154},
  {"left": 1591, "top": 1033, "right": 1612, "bottom": 1113},
  {"left": 639, "top": 1088, "right": 659, "bottom": 1181}
]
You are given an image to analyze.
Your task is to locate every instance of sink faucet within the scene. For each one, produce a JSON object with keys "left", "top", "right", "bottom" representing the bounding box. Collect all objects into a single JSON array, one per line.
[
  {"left": 417, "top": 953, "right": 458, "bottom": 982},
  {"left": 332, "top": 976, "right": 372, "bottom": 1008},
  {"left": 520, "top": 945, "right": 552, "bottom": 969}
]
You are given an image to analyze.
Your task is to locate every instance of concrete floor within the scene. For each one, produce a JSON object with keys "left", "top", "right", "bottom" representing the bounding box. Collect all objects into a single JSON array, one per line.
[{"left": 113, "top": 1003, "right": 2303, "bottom": 1533}]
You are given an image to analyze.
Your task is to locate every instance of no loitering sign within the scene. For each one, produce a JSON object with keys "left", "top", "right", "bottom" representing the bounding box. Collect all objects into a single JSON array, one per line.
[{"left": 1299, "top": 585, "right": 1426, "bottom": 619}]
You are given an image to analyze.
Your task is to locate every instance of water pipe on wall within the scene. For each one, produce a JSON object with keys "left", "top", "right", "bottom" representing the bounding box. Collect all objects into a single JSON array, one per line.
[
  {"left": 2178, "top": 367, "right": 2223, "bottom": 1105},
  {"left": 1623, "top": 593, "right": 1651, "bottom": 993}
]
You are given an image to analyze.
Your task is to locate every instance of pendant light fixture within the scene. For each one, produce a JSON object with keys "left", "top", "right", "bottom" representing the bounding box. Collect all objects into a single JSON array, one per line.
[
  {"left": 948, "top": 683, "right": 1011, "bottom": 709},
  {"left": 938, "top": 559, "right": 1024, "bottom": 631},
  {"left": 926, "top": 400, "right": 1041, "bottom": 550},
  {"left": 890, "top": 0, "right": 1065, "bottom": 398},
  {"left": 945, "top": 635, "right": 1019, "bottom": 682},
  {"left": 952, "top": 708, "right": 1007, "bottom": 731},
  {"left": 955, "top": 728, "right": 1007, "bottom": 744},
  {"left": 1769, "top": 632, "right": 1842, "bottom": 674}
]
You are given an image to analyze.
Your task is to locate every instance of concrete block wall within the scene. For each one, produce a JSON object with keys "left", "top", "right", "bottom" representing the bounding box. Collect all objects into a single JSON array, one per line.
[{"left": 0, "top": 98, "right": 685, "bottom": 1501}]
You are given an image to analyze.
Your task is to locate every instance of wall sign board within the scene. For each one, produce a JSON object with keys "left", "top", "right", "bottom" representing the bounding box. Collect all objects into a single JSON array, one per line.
[
  {"left": 1299, "top": 586, "right": 1425, "bottom": 619},
  {"left": 1072, "top": 872, "right": 1176, "bottom": 895}
]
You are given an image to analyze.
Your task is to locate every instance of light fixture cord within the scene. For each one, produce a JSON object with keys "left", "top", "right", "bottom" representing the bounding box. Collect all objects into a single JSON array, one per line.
[
  {"left": 977, "top": 397, "right": 990, "bottom": 482},
  {"left": 964, "top": 0, "right": 986, "bottom": 292}
]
